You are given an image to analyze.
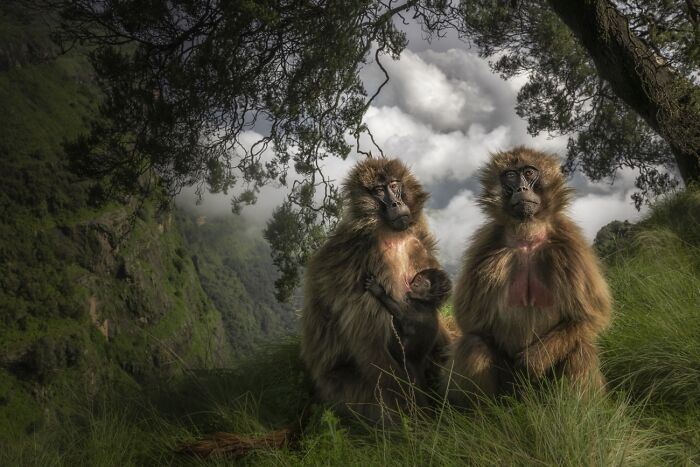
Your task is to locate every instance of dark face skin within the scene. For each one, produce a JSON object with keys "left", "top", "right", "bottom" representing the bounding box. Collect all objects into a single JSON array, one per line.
[
  {"left": 406, "top": 269, "right": 451, "bottom": 303},
  {"left": 501, "top": 165, "right": 541, "bottom": 220},
  {"left": 371, "top": 178, "right": 411, "bottom": 230},
  {"left": 407, "top": 273, "right": 431, "bottom": 300}
]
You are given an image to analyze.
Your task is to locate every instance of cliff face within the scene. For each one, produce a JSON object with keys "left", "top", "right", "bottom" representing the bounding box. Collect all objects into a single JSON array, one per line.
[
  {"left": 176, "top": 212, "right": 300, "bottom": 356},
  {"left": 0, "top": 4, "right": 234, "bottom": 440}
]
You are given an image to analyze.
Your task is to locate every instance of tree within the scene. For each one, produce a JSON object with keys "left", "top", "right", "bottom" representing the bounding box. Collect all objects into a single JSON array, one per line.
[
  {"left": 44, "top": 0, "right": 700, "bottom": 299},
  {"left": 435, "top": 0, "right": 699, "bottom": 208},
  {"left": 549, "top": 0, "right": 700, "bottom": 184}
]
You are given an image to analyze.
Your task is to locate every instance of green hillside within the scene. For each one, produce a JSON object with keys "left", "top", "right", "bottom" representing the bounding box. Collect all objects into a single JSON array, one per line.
[
  {"left": 0, "top": 4, "right": 302, "bottom": 459},
  {"left": 176, "top": 212, "right": 298, "bottom": 356},
  {"left": 0, "top": 2, "right": 236, "bottom": 452}
]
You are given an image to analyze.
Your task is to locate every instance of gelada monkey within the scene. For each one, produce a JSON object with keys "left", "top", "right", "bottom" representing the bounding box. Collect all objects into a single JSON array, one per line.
[
  {"left": 301, "top": 158, "right": 450, "bottom": 421},
  {"left": 448, "top": 147, "right": 611, "bottom": 404}
]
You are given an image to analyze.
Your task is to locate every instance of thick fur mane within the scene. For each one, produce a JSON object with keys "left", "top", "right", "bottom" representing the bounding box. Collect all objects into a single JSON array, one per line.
[{"left": 300, "top": 156, "right": 446, "bottom": 421}]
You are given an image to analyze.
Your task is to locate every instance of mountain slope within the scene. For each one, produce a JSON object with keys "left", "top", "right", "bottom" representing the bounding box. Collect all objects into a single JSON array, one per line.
[
  {"left": 177, "top": 212, "right": 299, "bottom": 357},
  {"left": 0, "top": 2, "right": 234, "bottom": 446}
]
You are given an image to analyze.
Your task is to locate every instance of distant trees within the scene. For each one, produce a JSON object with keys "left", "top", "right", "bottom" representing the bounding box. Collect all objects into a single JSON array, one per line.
[{"left": 44, "top": 0, "right": 700, "bottom": 299}]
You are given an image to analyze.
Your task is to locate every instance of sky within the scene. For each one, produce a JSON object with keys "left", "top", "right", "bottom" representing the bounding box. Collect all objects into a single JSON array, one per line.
[{"left": 177, "top": 21, "right": 647, "bottom": 272}]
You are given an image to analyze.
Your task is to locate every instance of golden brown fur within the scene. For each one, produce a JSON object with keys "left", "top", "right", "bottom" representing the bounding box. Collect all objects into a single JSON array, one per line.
[
  {"left": 301, "top": 158, "right": 449, "bottom": 421},
  {"left": 447, "top": 147, "right": 611, "bottom": 403}
]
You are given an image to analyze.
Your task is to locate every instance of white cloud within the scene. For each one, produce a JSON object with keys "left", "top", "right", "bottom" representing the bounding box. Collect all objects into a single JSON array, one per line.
[
  {"left": 425, "top": 190, "right": 484, "bottom": 271},
  {"left": 359, "top": 105, "right": 507, "bottom": 183},
  {"left": 364, "top": 47, "right": 569, "bottom": 152},
  {"left": 374, "top": 49, "right": 496, "bottom": 132},
  {"left": 570, "top": 191, "right": 647, "bottom": 241},
  {"left": 178, "top": 34, "right": 647, "bottom": 260}
]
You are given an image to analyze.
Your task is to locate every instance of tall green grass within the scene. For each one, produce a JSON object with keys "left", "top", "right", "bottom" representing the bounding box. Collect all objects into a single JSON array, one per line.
[
  {"left": 3, "top": 364, "right": 687, "bottom": 466},
  {"left": 599, "top": 189, "right": 700, "bottom": 459},
  {"left": 256, "top": 383, "right": 686, "bottom": 466},
  {"left": 602, "top": 228, "right": 700, "bottom": 405},
  {"left": 4, "top": 190, "right": 700, "bottom": 466}
]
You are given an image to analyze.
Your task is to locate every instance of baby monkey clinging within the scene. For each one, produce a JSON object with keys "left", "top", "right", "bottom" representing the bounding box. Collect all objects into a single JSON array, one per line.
[{"left": 365, "top": 268, "right": 451, "bottom": 405}]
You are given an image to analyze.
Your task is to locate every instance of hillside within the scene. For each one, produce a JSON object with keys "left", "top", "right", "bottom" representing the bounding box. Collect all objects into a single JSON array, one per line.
[
  {"left": 0, "top": 3, "right": 307, "bottom": 457},
  {"left": 0, "top": 2, "right": 237, "bottom": 451},
  {"left": 176, "top": 212, "right": 298, "bottom": 356}
]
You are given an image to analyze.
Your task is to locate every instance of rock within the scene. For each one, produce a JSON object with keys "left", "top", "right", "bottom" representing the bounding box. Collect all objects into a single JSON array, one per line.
[{"left": 594, "top": 220, "right": 638, "bottom": 258}]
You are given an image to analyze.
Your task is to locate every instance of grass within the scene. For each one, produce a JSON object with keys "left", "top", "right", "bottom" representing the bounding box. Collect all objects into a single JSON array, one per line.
[
  {"left": 0, "top": 351, "right": 689, "bottom": 466},
  {"left": 602, "top": 229, "right": 700, "bottom": 406},
  {"left": 598, "top": 189, "right": 700, "bottom": 461},
  {"left": 3, "top": 189, "right": 700, "bottom": 466},
  {"left": 1, "top": 341, "right": 311, "bottom": 466}
]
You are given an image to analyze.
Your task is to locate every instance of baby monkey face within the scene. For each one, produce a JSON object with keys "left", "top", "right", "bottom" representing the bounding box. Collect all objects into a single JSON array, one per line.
[
  {"left": 407, "top": 268, "right": 451, "bottom": 303},
  {"left": 409, "top": 273, "right": 432, "bottom": 297}
]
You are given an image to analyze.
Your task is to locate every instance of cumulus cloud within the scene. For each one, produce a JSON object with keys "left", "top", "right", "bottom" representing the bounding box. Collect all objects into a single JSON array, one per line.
[
  {"left": 570, "top": 191, "right": 647, "bottom": 241},
  {"left": 425, "top": 189, "right": 484, "bottom": 272},
  {"left": 178, "top": 27, "right": 647, "bottom": 264},
  {"left": 364, "top": 49, "right": 496, "bottom": 133},
  {"left": 359, "top": 105, "right": 507, "bottom": 183},
  {"left": 363, "top": 47, "right": 568, "bottom": 154}
]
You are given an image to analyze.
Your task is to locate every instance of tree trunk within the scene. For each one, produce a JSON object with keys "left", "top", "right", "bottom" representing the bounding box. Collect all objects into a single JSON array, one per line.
[{"left": 547, "top": 0, "right": 700, "bottom": 184}]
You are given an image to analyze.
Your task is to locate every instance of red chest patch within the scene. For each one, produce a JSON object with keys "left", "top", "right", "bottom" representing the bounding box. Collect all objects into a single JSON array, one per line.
[
  {"left": 506, "top": 238, "right": 553, "bottom": 308},
  {"left": 508, "top": 267, "right": 552, "bottom": 308}
]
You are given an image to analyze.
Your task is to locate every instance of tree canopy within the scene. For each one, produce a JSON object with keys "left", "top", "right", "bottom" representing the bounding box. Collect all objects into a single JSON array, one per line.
[
  {"left": 460, "top": 0, "right": 700, "bottom": 208},
  {"left": 42, "top": 0, "right": 700, "bottom": 299}
]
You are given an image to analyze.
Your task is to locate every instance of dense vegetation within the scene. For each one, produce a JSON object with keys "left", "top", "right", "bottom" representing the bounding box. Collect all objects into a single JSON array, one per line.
[
  {"left": 176, "top": 212, "right": 298, "bottom": 355},
  {"left": 0, "top": 3, "right": 295, "bottom": 455},
  {"left": 0, "top": 2, "right": 234, "bottom": 446},
  {"left": 3, "top": 189, "right": 699, "bottom": 465}
]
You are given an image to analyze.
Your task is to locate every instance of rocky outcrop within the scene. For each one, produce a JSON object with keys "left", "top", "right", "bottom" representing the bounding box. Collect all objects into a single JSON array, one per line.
[{"left": 594, "top": 220, "right": 639, "bottom": 258}]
